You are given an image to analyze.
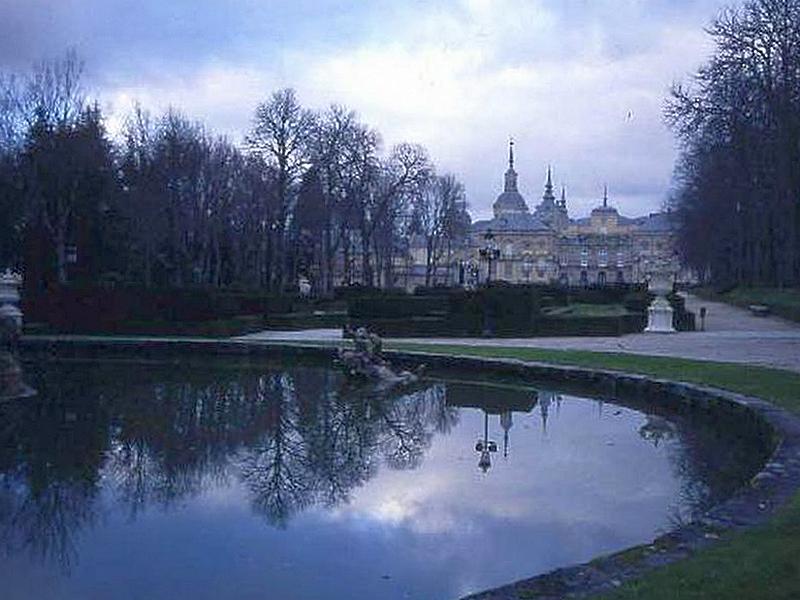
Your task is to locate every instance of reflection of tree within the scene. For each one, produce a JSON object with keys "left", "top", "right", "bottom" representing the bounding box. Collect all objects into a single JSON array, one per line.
[
  {"left": 373, "top": 384, "right": 453, "bottom": 470},
  {"left": 237, "top": 373, "right": 315, "bottom": 527},
  {"left": 1, "top": 477, "right": 97, "bottom": 571},
  {"left": 638, "top": 409, "right": 771, "bottom": 519},
  {"left": 0, "top": 358, "right": 455, "bottom": 568},
  {"left": 234, "top": 375, "right": 457, "bottom": 525},
  {"left": 0, "top": 373, "right": 107, "bottom": 572}
]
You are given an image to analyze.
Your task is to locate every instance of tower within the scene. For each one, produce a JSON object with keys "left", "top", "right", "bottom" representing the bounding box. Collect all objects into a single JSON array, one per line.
[
  {"left": 534, "top": 166, "right": 561, "bottom": 228},
  {"left": 504, "top": 138, "right": 519, "bottom": 193},
  {"left": 492, "top": 138, "right": 529, "bottom": 217},
  {"left": 542, "top": 166, "right": 556, "bottom": 206}
]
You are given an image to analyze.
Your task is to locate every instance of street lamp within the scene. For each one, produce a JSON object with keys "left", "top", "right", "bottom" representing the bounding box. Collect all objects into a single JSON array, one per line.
[
  {"left": 475, "top": 411, "right": 498, "bottom": 473},
  {"left": 479, "top": 230, "right": 501, "bottom": 285}
]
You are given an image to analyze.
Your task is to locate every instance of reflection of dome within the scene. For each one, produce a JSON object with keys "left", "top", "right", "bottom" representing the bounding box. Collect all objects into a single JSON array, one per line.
[{"left": 500, "top": 411, "right": 513, "bottom": 432}]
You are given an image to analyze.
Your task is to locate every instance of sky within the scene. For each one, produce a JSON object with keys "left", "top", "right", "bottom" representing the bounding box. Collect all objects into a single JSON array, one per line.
[{"left": 0, "top": 0, "right": 731, "bottom": 219}]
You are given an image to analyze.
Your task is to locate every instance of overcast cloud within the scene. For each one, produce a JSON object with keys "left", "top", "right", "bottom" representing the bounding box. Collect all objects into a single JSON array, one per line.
[{"left": 0, "top": 0, "right": 731, "bottom": 218}]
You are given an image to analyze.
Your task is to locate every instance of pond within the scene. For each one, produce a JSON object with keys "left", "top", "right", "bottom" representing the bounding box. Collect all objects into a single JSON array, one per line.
[{"left": 0, "top": 355, "right": 767, "bottom": 600}]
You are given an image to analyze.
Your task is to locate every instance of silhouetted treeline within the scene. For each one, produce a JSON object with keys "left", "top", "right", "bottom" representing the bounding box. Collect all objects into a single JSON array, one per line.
[
  {"left": 0, "top": 51, "right": 468, "bottom": 295},
  {"left": 667, "top": 0, "right": 800, "bottom": 287}
]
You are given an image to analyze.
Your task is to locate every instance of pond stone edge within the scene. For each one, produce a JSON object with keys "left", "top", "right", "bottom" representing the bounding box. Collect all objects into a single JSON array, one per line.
[{"left": 19, "top": 336, "right": 800, "bottom": 599}]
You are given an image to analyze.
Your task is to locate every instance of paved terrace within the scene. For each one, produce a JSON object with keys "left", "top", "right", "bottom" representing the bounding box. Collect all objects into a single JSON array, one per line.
[{"left": 236, "top": 294, "right": 800, "bottom": 373}]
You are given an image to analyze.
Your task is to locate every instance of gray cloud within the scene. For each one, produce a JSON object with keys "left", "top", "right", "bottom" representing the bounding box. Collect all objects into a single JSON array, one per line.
[{"left": 0, "top": 0, "right": 732, "bottom": 218}]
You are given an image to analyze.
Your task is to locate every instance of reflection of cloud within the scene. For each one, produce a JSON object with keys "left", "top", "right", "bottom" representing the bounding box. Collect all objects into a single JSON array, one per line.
[{"left": 321, "top": 401, "right": 679, "bottom": 538}]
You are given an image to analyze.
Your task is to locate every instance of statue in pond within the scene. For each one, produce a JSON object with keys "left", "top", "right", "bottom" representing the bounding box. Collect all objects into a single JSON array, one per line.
[
  {"left": 0, "top": 271, "right": 35, "bottom": 401},
  {"left": 337, "top": 328, "right": 423, "bottom": 391}
]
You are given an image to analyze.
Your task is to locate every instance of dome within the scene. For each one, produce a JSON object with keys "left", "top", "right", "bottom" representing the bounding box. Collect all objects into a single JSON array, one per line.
[{"left": 493, "top": 189, "right": 529, "bottom": 216}]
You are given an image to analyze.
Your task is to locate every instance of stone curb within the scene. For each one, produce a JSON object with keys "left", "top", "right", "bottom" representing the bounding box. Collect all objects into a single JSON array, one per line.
[{"left": 19, "top": 336, "right": 800, "bottom": 599}]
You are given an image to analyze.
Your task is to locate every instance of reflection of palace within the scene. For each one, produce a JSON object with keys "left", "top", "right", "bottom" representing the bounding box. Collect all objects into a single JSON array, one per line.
[{"left": 444, "top": 382, "right": 558, "bottom": 472}]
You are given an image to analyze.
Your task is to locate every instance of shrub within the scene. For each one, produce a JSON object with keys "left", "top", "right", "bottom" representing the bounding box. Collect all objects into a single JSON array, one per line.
[
  {"left": 23, "top": 285, "right": 295, "bottom": 331},
  {"left": 348, "top": 295, "right": 448, "bottom": 319},
  {"left": 333, "top": 285, "right": 406, "bottom": 301}
]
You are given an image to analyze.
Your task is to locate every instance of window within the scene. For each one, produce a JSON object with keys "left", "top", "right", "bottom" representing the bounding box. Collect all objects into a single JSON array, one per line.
[
  {"left": 503, "top": 243, "right": 514, "bottom": 258},
  {"left": 616, "top": 270, "right": 625, "bottom": 283},
  {"left": 503, "top": 262, "right": 513, "bottom": 279},
  {"left": 580, "top": 270, "right": 588, "bottom": 286},
  {"left": 617, "top": 251, "right": 624, "bottom": 267},
  {"left": 598, "top": 248, "right": 608, "bottom": 267},
  {"left": 580, "top": 248, "right": 589, "bottom": 267},
  {"left": 598, "top": 271, "right": 607, "bottom": 286}
]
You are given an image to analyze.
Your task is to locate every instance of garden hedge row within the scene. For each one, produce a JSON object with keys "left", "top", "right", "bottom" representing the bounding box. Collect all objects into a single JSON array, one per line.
[
  {"left": 347, "top": 283, "right": 693, "bottom": 337},
  {"left": 24, "top": 285, "right": 295, "bottom": 331}
]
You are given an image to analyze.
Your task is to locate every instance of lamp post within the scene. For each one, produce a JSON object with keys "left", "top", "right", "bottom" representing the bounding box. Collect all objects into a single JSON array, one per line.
[
  {"left": 479, "top": 230, "right": 500, "bottom": 285},
  {"left": 469, "top": 262, "right": 479, "bottom": 288},
  {"left": 474, "top": 411, "right": 498, "bottom": 473}
]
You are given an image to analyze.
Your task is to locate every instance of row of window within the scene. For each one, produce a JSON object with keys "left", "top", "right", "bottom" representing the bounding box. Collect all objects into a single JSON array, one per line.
[{"left": 579, "top": 248, "right": 625, "bottom": 268}]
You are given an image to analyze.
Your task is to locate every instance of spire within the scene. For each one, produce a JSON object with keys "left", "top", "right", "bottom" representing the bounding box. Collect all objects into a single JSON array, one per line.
[
  {"left": 560, "top": 185, "right": 567, "bottom": 208},
  {"left": 542, "top": 166, "right": 555, "bottom": 203},
  {"left": 503, "top": 140, "right": 518, "bottom": 193},
  {"left": 603, "top": 184, "right": 608, "bottom": 208}
]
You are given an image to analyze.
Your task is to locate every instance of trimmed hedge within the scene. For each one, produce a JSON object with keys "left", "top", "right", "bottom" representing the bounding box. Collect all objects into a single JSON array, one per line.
[
  {"left": 667, "top": 292, "right": 696, "bottom": 332},
  {"left": 348, "top": 283, "right": 650, "bottom": 337},
  {"left": 348, "top": 313, "right": 647, "bottom": 338},
  {"left": 536, "top": 314, "right": 647, "bottom": 336},
  {"left": 348, "top": 295, "right": 448, "bottom": 319},
  {"left": 23, "top": 285, "right": 294, "bottom": 332},
  {"left": 26, "top": 315, "right": 267, "bottom": 338},
  {"left": 344, "top": 283, "right": 699, "bottom": 337},
  {"left": 263, "top": 311, "right": 348, "bottom": 330},
  {"left": 333, "top": 285, "right": 406, "bottom": 301}
]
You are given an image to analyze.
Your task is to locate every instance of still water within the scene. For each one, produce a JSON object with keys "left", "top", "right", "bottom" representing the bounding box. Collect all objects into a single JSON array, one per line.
[{"left": 0, "top": 357, "right": 762, "bottom": 600}]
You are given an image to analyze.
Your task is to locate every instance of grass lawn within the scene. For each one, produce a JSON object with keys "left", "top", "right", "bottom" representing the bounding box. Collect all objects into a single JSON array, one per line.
[
  {"left": 541, "top": 302, "right": 632, "bottom": 318},
  {"left": 388, "top": 342, "right": 800, "bottom": 599}
]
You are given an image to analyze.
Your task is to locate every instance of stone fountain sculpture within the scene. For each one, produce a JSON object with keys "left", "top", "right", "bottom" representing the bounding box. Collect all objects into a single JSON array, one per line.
[
  {"left": 337, "top": 328, "right": 423, "bottom": 391},
  {"left": 0, "top": 270, "right": 35, "bottom": 400},
  {"left": 644, "top": 262, "right": 676, "bottom": 334}
]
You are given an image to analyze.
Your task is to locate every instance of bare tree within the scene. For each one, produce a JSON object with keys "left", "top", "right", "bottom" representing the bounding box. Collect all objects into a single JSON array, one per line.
[
  {"left": 353, "top": 142, "right": 431, "bottom": 287},
  {"left": 413, "top": 173, "right": 467, "bottom": 286},
  {"left": 247, "top": 88, "right": 315, "bottom": 291},
  {"left": 667, "top": 0, "right": 800, "bottom": 287},
  {"left": 21, "top": 49, "right": 85, "bottom": 130}
]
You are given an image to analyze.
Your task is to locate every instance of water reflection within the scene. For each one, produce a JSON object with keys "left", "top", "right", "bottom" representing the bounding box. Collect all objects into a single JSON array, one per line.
[{"left": 0, "top": 357, "right": 769, "bottom": 599}]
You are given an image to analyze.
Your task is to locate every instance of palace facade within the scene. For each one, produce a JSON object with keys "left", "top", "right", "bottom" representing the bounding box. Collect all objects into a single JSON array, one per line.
[{"left": 399, "top": 142, "right": 679, "bottom": 290}]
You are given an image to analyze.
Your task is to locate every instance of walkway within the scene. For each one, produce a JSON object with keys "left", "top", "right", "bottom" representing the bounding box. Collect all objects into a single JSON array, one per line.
[{"left": 236, "top": 294, "right": 800, "bottom": 373}]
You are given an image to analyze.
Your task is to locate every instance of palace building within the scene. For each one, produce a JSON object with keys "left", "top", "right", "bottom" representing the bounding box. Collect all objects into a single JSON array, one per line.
[{"left": 464, "top": 141, "right": 678, "bottom": 287}]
